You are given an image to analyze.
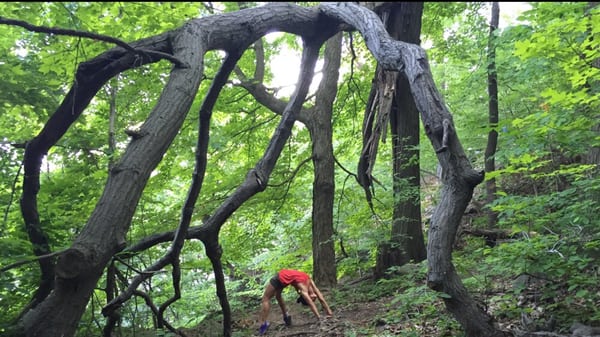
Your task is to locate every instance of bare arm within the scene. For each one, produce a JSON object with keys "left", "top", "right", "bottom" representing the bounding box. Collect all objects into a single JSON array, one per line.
[
  {"left": 299, "top": 285, "right": 321, "bottom": 319},
  {"left": 310, "top": 280, "right": 333, "bottom": 316}
]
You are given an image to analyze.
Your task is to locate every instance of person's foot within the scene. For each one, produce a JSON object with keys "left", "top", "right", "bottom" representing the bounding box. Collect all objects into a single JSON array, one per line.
[
  {"left": 258, "top": 321, "right": 270, "bottom": 335},
  {"left": 283, "top": 313, "right": 292, "bottom": 326}
]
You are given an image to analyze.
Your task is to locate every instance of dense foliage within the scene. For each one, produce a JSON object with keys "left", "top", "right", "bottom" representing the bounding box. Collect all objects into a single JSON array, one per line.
[{"left": 0, "top": 2, "right": 598, "bottom": 336}]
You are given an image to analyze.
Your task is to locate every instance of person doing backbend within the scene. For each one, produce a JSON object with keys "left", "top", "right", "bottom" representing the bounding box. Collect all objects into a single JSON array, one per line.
[{"left": 258, "top": 269, "right": 333, "bottom": 335}]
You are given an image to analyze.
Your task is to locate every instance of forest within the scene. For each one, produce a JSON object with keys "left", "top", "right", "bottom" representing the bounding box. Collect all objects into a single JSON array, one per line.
[{"left": 0, "top": 2, "right": 598, "bottom": 337}]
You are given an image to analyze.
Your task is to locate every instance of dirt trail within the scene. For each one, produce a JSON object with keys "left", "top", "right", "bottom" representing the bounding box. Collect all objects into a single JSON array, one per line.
[
  {"left": 247, "top": 294, "right": 389, "bottom": 337},
  {"left": 183, "top": 275, "right": 445, "bottom": 337}
]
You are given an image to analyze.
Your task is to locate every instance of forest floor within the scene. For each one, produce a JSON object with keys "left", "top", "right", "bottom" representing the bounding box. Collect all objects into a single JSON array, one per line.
[
  {"left": 246, "top": 292, "right": 395, "bottom": 337},
  {"left": 181, "top": 264, "right": 579, "bottom": 337},
  {"left": 176, "top": 181, "right": 591, "bottom": 337},
  {"left": 183, "top": 270, "right": 477, "bottom": 337},
  {"left": 185, "top": 291, "right": 437, "bottom": 337}
]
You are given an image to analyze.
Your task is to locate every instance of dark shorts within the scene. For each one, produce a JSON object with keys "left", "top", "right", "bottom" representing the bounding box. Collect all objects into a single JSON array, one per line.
[{"left": 269, "top": 273, "right": 285, "bottom": 290}]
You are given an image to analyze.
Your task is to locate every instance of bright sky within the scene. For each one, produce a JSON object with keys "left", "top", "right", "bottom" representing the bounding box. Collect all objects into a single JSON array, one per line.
[
  {"left": 268, "top": 2, "right": 532, "bottom": 97},
  {"left": 499, "top": 2, "right": 531, "bottom": 28},
  {"left": 265, "top": 33, "right": 305, "bottom": 98}
]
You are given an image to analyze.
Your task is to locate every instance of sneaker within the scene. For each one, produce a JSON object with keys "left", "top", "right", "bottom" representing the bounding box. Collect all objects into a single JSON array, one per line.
[
  {"left": 284, "top": 314, "right": 292, "bottom": 326},
  {"left": 258, "top": 321, "right": 270, "bottom": 335}
]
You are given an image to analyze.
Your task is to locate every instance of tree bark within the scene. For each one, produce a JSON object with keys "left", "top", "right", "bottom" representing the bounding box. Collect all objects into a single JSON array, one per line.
[
  {"left": 485, "top": 2, "right": 500, "bottom": 229},
  {"left": 374, "top": 2, "right": 427, "bottom": 279},
  {"left": 308, "top": 33, "right": 341, "bottom": 288},
  {"left": 21, "top": 28, "right": 204, "bottom": 337},
  {"left": 320, "top": 3, "right": 508, "bottom": 336},
  {"left": 11, "top": 3, "right": 507, "bottom": 336},
  {"left": 585, "top": 2, "right": 599, "bottom": 198},
  {"left": 16, "top": 4, "right": 336, "bottom": 336},
  {"left": 234, "top": 32, "right": 342, "bottom": 288}
]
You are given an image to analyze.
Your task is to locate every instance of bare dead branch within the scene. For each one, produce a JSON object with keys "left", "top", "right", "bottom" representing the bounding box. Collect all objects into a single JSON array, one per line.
[
  {"left": 0, "top": 249, "right": 63, "bottom": 273},
  {"left": 0, "top": 16, "right": 187, "bottom": 68},
  {"left": 268, "top": 156, "right": 314, "bottom": 188},
  {"left": 2, "top": 162, "right": 22, "bottom": 229}
]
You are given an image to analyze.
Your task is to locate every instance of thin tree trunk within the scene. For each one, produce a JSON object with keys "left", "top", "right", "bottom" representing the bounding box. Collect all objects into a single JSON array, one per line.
[
  {"left": 585, "top": 2, "right": 600, "bottom": 212},
  {"left": 103, "top": 80, "right": 119, "bottom": 336},
  {"left": 309, "top": 33, "right": 342, "bottom": 288},
  {"left": 233, "top": 32, "right": 342, "bottom": 288},
  {"left": 388, "top": 2, "right": 426, "bottom": 265},
  {"left": 485, "top": 2, "right": 500, "bottom": 229},
  {"left": 373, "top": 2, "right": 426, "bottom": 279},
  {"left": 107, "top": 79, "right": 117, "bottom": 170},
  {"left": 585, "top": 2, "right": 600, "bottom": 171}
]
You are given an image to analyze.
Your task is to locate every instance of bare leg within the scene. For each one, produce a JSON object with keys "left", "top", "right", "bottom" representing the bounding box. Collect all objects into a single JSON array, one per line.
[
  {"left": 259, "top": 283, "right": 277, "bottom": 324},
  {"left": 275, "top": 290, "right": 288, "bottom": 316}
]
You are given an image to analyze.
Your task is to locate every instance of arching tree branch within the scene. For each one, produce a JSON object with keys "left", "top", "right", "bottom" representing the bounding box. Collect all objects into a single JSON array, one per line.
[{"left": 0, "top": 16, "right": 187, "bottom": 67}]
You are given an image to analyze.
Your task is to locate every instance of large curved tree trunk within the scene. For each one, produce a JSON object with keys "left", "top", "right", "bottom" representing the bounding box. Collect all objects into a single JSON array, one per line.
[
  {"left": 15, "top": 5, "right": 336, "bottom": 337},
  {"left": 19, "top": 28, "right": 203, "bottom": 337},
  {"left": 321, "top": 3, "right": 509, "bottom": 336},
  {"left": 12, "top": 3, "right": 508, "bottom": 336}
]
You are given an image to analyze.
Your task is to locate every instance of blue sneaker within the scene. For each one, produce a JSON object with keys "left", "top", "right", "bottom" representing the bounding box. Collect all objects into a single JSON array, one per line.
[{"left": 259, "top": 321, "right": 270, "bottom": 335}]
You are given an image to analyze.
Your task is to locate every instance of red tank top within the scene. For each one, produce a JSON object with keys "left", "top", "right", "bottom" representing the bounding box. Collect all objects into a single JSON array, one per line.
[{"left": 278, "top": 269, "right": 310, "bottom": 286}]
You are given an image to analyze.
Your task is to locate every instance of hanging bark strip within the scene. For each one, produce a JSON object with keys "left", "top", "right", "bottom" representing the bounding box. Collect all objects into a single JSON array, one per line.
[{"left": 320, "top": 3, "right": 507, "bottom": 336}]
